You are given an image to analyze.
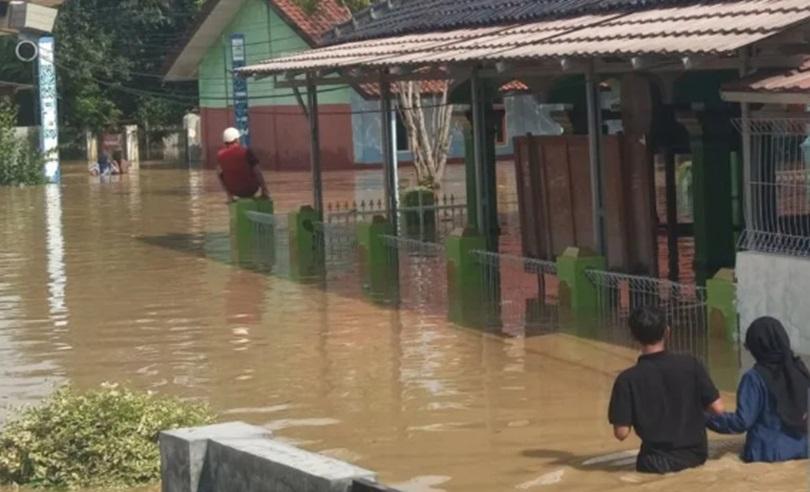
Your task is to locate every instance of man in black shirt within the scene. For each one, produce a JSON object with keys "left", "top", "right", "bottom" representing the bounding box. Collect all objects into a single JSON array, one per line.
[{"left": 609, "top": 306, "right": 725, "bottom": 473}]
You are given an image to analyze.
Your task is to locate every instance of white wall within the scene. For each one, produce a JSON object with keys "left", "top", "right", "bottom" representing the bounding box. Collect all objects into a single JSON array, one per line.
[{"left": 737, "top": 251, "right": 810, "bottom": 359}]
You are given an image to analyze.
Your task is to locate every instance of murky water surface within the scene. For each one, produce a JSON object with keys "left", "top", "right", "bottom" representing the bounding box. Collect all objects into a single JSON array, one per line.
[{"left": 0, "top": 164, "right": 804, "bottom": 491}]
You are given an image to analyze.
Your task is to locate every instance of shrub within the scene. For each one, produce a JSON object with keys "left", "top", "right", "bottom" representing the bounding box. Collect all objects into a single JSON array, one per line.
[
  {"left": 0, "top": 98, "right": 46, "bottom": 187},
  {"left": 0, "top": 384, "right": 214, "bottom": 489}
]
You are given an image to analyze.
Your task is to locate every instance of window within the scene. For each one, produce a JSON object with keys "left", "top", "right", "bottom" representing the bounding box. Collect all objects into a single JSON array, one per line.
[{"left": 395, "top": 113, "right": 409, "bottom": 152}]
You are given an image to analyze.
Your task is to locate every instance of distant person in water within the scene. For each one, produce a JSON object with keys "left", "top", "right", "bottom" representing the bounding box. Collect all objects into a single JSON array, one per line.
[
  {"left": 90, "top": 150, "right": 120, "bottom": 176},
  {"left": 707, "top": 317, "right": 810, "bottom": 463},
  {"left": 216, "top": 127, "right": 269, "bottom": 203},
  {"left": 609, "top": 306, "right": 725, "bottom": 474}
]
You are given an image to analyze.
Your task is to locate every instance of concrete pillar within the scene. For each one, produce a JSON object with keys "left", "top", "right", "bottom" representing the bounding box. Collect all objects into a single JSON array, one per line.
[
  {"left": 288, "top": 205, "right": 322, "bottom": 282},
  {"left": 357, "top": 216, "right": 396, "bottom": 304},
  {"left": 556, "top": 247, "right": 606, "bottom": 312},
  {"left": 707, "top": 268, "right": 737, "bottom": 343},
  {"left": 678, "top": 108, "right": 735, "bottom": 284},
  {"left": 446, "top": 229, "right": 487, "bottom": 327},
  {"left": 230, "top": 198, "right": 274, "bottom": 262},
  {"left": 123, "top": 125, "right": 140, "bottom": 170}
]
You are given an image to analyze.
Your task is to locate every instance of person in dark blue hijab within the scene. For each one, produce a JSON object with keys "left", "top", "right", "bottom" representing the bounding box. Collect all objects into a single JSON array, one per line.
[{"left": 707, "top": 317, "right": 810, "bottom": 462}]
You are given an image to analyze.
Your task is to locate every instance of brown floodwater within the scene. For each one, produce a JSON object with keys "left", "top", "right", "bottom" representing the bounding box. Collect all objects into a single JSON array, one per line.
[{"left": 0, "top": 162, "right": 805, "bottom": 491}]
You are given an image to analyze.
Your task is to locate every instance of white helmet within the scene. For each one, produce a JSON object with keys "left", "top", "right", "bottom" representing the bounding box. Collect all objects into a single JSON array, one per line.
[{"left": 223, "top": 127, "right": 241, "bottom": 143}]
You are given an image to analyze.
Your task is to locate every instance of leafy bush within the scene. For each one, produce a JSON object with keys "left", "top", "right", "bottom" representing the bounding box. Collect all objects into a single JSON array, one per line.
[
  {"left": 0, "top": 98, "right": 46, "bottom": 187},
  {"left": 0, "top": 384, "right": 214, "bottom": 489}
]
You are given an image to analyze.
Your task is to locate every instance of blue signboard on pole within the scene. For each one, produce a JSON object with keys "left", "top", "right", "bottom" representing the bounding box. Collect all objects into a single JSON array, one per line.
[
  {"left": 38, "top": 36, "right": 60, "bottom": 183},
  {"left": 230, "top": 33, "right": 250, "bottom": 147}
]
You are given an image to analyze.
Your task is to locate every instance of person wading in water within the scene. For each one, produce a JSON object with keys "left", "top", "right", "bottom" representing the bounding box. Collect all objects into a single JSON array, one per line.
[
  {"left": 708, "top": 317, "right": 810, "bottom": 463},
  {"left": 609, "top": 306, "right": 725, "bottom": 473},
  {"left": 217, "top": 127, "right": 269, "bottom": 203}
]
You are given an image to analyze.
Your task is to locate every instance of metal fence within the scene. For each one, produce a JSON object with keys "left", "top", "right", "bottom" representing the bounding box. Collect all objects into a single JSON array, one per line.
[
  {"left": 245, "top": 211, "right": 289, "bottom": 274},
  {"left": 735, "top": 117, "right": 810, "bottom": 257},
  {"left": 314, "top": 221, "right": 357, "bottom": 271},
  {"left": 381, "top": 234, "right": 447, "bottom": 314},
  {"left": 326, "top": 194, "right": 467, "bottom": 242},
  {"left": 585, "top": 269, "right": 708, "bottom": 361},
  {"left": 471, "top": 251, "right": 559, "bottom": 336}
]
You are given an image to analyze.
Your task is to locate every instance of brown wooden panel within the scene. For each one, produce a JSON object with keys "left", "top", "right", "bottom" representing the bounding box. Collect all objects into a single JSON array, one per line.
[
  {"left": 602, "top": 135, "right": 630, "bottom": 270},
  {"left": 513, "top": 137, "right": 541, "bottom": 258},
  {"left": 566, "top": 136, "right": 595, "bottom": 252},
  {"left": 622, "top": 136, "right": 658, "bottom": 274},
  {"left": 540, "top": 136, "right": 576, "bottom": 257}
]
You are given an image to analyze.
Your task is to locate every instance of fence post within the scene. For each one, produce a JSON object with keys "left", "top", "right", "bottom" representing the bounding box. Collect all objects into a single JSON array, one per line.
[
  {"left": 706, "top": 268, "right": 737, "bottom": 343},
  {"left": 357, "top": 216, "right": 395, "bottom": 303},
  {"left": 230, "top": 198, "right": 274, "bottom": 261},
  {"left": 556, "top": 247, "right": 605, "bottom": 312},
  {"left": 446, "top": 228, "right": 486, "bottom": 327},
  {"left": 288, "top": 206, "right": 322, "bottom": 281}
]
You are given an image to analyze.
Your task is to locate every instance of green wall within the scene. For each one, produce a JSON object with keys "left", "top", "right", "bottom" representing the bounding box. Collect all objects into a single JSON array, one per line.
[{"left": 198, "top": 0, "right": 351, "bottom": 109}]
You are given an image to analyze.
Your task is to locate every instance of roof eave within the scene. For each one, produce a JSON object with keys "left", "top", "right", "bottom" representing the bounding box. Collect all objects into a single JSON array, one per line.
[
  {"left": 163, "top": 0, "right": 248, "bottom": 82},
  {"left": 722, "top": 90, "right": 810, "bottom": 104}
]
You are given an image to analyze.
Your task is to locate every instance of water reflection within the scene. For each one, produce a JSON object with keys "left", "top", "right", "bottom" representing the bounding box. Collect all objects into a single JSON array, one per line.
[{"left": 45, "top": 184, "right": 67, "bottom": 325}]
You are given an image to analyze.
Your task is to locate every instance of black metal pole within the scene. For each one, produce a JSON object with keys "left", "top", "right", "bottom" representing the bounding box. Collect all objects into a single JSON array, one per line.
[
  {"left": 306, "top": 75, "right": 323, "bottom": 220},
  {"left": 380, "top": 72, "right": 398, "bottom": 232},
  {"left": 585, "top": 66, "right": 607, "bottom": 257}
]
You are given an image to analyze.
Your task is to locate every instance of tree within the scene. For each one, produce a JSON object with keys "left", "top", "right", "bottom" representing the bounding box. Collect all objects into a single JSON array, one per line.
[
  {"left": 396, "top": 81, "right": 455, "bottom": 190},
  {"left": 53, "top": 0, "right": 203, "bottom": 133}
]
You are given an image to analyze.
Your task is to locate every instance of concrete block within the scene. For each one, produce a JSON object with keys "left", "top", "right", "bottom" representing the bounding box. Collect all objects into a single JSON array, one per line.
[
  {"left": 204, "top": 438, "right": 376, "bottom": 492},
  {"left": 160, "top": 422, "right": 271, "bottom": 492}
]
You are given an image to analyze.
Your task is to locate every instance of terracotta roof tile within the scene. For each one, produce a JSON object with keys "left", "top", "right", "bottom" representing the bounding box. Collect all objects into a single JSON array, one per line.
[{"left": 271, "top": 0, "right": 351, "bottom": 44}]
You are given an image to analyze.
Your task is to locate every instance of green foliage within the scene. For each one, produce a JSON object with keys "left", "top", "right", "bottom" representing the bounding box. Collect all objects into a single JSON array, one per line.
[
  {"left": 0, "top": 384, "right": 214, "bottom": 489},
  {"left": 0, "top": 99, "right": 45, "bottom": 187},
  {"left": 341, "top": 0, "right": 370, "bottom": 12},
  {"left": 293, "top": 0, "right": 370, "bottom": 14},
  {"left": 53, "top": 0, "right": 204, "bottom": 132}
]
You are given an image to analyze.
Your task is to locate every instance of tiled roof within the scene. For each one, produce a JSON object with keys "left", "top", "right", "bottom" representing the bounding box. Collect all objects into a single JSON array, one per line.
[
  {"left": 239, "top": 0, "right": 810, "bottom": 76},
  {"left": 725, "top": 62, "right": 810, "bottom": 94},
  {"left": 323, "top": 0, "right": 758, "bottom": 44},
  {"left": 272, "top": 0, "right": 351, "bottom": 44},
  {"left": 163, "top": 0, "right": 350, "bottom": 80}
]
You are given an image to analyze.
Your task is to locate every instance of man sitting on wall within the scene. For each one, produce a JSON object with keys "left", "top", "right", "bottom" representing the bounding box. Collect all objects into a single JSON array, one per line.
[{"left": 217, "top": 127, "right": 269, "bottom": 203}]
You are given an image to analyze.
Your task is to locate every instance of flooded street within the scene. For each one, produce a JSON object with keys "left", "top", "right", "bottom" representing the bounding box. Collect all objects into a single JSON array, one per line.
[{"left": 0, "top": 163, "right": 804, "bottom": 491}]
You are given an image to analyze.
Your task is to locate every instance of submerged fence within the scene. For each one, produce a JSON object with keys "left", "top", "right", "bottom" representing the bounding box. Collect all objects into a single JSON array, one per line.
[
  {"left": 585, "top": 269, "right": 708, "bottom": 361},
  {"left": 242, "top": 208, "right": 709, "bottom": 360},
  {"left": 471, "top": 250, "right": 559, "bottom": 336},
  {"left": 736, "top": 117, "right": 810, "bottom": 257}
]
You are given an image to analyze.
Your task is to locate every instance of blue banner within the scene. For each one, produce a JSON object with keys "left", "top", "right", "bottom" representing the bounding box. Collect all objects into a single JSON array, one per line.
[
  {"left": 230, "top": 33, "right": 250, "bottom": 147},
  {"left": 38, "top": 36, "right": 60, "bottom": 183}
]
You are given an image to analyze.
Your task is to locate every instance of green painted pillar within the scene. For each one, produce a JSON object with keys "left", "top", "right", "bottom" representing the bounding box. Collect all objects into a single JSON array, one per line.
[
  {"left": 556, "top": 247, "right": 606, "bottom": 313},
  {"left": 706, "top": 268, "right": 739, "bottom": 391},
  {"left": 288, "top": 205, "right": 322, "bottom": 282},
  {"left": 463, "top": 127, "right": 478, "bottom": 231},
  {"left": 706, "top": 268, "right": 737, "bottom": 343},
  {"left": 402, "top": 188, "right": 436, "bottom": 242},
  {"left": 229, "top": 198, "right": 274, "bottom": 261},
  {"left": 679, "top": 108, "right": 735, "bottom": 284},
  {"left": 357, "top": 216, "right": 397, "bottom": 304},
  {"left": 446, "top": 229, "right": 487, "bottom": 327}
]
